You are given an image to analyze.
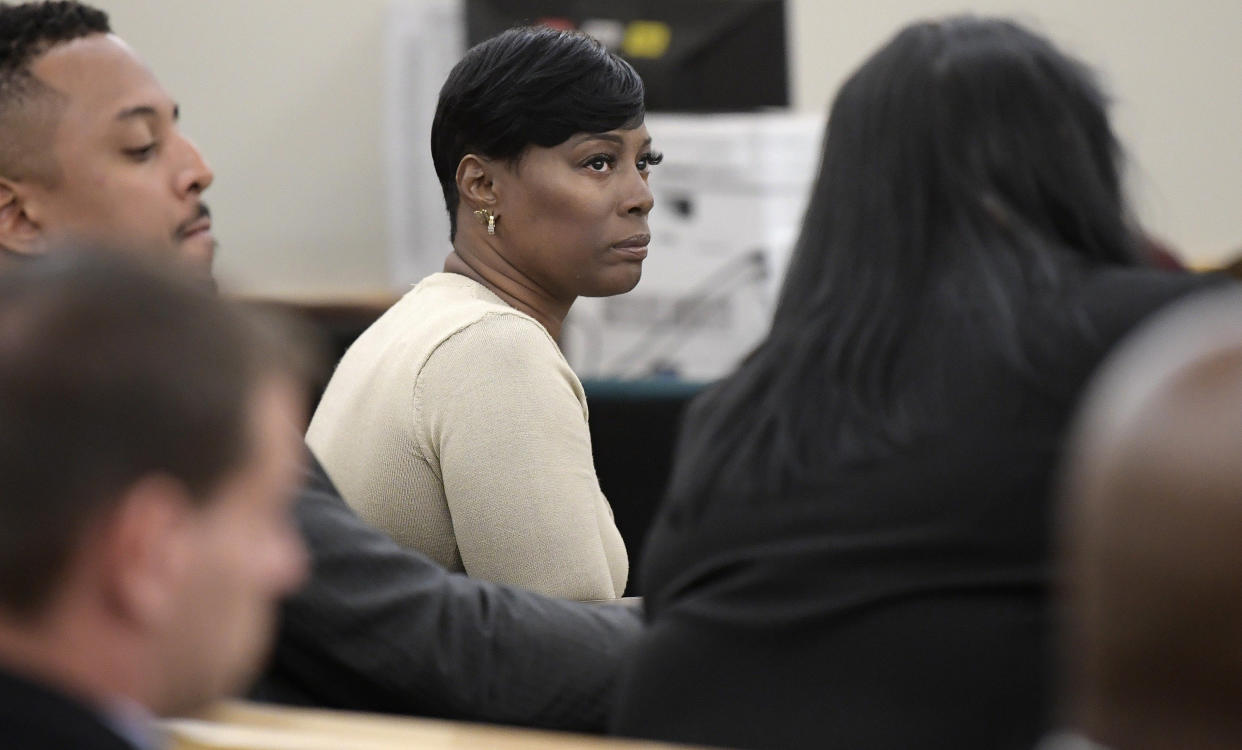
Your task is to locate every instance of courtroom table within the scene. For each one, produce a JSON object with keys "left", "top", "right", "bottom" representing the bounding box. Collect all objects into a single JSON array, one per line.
[{"left": 165, "top": 700, "right": 715, "bottom": 750}]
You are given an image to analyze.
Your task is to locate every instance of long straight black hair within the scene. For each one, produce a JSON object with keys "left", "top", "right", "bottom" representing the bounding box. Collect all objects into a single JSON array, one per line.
[{"left": 668, "top": 17, "right": 1142, "bottom": 512}]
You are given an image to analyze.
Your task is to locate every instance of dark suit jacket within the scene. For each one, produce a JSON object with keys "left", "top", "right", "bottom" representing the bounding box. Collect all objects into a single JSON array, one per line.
[
  {"left": 252, "top": 454, "right": 642, "bottom": 732},
  {"left": 0, "top": 666, "right": 139, "bottom": 749}
]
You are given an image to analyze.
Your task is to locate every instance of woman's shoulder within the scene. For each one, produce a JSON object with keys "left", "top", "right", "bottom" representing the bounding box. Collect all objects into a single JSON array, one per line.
[
  {"left": 415, "top": 308, "right": 589, "bottom": 426},
  {"left": 337, "top": 274, "right": 561, "bottom": 395},
  {"left": 410, "top": 272, "right": 521, "bottom": 318},
  {"left": 1078, "top": 265, "right": 1228, "bottom": 309},
  {"left": 1068, "top": 266, "right": 1231, "bottom": 340},
  {"left": 446, "top": 310, "right": 563, "bottom": 363},
  {"left": 418, "top": 300, "right": 581, "bottom": 400},
  {"left": 403, "top": 273, "right": 555, "bottom": 350},
  {"left": 1092, "top": 263, "right": 1225, "bottom": 289}
]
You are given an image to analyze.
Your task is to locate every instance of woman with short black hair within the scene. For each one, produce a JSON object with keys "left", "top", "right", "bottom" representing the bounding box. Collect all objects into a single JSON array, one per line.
[
  {"left": 613, "top": 16, "right": 1224, "bottom": 749},
  {"left": 308, "top": 26, "right": 660, "bottom": 600}
]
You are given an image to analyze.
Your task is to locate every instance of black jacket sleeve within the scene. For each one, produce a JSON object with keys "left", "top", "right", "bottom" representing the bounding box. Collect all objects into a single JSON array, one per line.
[{"left": 251, "top": 452, "right": 642, "bottom": 732}]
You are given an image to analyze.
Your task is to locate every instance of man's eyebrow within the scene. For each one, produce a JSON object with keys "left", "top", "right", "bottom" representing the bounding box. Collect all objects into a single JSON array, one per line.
[{"left": 114, "top": 103, "right": 180, "bottom": 121}]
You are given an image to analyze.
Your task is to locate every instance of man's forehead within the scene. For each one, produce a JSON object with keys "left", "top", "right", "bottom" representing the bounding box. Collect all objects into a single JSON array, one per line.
[{"left": 30, "top": 32, "right": 173, "bottom": 122}]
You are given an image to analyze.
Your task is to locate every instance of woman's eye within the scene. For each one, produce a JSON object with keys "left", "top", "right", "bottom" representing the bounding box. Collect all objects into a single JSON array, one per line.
[
  {"left": 638, "top": 151, "right": 665, "bottom": 171},
  {"left": 585, "top": 155, "right": 613, "bottom": 172}
]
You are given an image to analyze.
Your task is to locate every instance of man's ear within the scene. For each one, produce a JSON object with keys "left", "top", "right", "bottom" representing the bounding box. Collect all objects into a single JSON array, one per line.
[
  {"left": 96, "top": 476, "right": 198, "bottom": 632},
  {"left": 0, "top": 181, "right": 45, "bottom": 256},
  {"left": 455, "top": 154, "right": 499, "bottom": 214}
]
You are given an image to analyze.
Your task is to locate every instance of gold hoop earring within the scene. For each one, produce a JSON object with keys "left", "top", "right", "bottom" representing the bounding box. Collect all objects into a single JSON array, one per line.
[{"left": 474, "top": 208, "right": 496, "bottom": 236}]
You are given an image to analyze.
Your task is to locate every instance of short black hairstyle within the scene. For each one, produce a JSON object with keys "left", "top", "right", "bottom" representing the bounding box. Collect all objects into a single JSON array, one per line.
[
  {"left": 0, "top": 250, "right": 309, "bottom": 618},
  {"left": 430, "top": 26, "right": 645, "bottom": 240},
  {"left": 0, "top": 1, "right": 109, "bottom": 181}
]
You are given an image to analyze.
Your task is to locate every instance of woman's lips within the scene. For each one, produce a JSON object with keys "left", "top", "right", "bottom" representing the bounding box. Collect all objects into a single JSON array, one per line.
[{"left": 612, "top": 233, "right": 651, "bottom": 259}]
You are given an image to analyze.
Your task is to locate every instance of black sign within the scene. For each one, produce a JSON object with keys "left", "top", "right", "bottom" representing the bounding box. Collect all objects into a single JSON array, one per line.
[{"left": 465, "top": 0, "right": 789, "bottom": 112}]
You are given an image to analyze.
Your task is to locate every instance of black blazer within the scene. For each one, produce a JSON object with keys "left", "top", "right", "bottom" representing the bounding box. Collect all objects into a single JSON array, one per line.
[
  {"left": 0, "top": 666, "right": 138, "bottom": 749},
  {"left": 253, "top": 453, "right": 642, "bottom": 732}
]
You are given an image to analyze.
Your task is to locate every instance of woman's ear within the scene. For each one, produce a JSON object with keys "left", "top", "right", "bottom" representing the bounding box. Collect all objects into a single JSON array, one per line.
[{"left": 456, "top": 154, "right": 497, "bottom": 211}]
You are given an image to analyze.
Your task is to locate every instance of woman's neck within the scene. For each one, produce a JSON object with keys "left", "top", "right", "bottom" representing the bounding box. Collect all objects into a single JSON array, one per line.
[{"left": 443, "top": 244, "right": 571, "bottom": 341}]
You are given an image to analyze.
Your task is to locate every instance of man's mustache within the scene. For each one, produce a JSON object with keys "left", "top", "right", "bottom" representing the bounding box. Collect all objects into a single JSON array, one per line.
[{"left": 174, "top": 203, "right": 212, "bottom": 239}]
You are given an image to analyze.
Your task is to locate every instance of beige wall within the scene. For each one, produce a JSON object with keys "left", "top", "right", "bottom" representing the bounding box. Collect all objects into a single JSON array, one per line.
[
  {"left": 789, "top": 0, "right": 1242, "bottom": 270},
  {"left": 103, "top": 0, "right": 1242, "bottom": 297}
]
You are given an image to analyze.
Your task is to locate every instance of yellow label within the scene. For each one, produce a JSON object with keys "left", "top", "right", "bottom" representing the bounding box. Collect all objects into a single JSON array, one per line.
[{"left": 623, "top": 21, "right": 672, "bottom": 59}]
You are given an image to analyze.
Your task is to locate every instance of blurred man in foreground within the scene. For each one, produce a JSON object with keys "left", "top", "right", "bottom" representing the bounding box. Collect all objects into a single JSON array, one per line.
[{"left": 0, "top": 252, "right": 309, "bottom": 747}]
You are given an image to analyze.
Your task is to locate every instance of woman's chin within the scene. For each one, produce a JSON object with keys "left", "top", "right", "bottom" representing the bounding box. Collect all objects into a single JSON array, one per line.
[{"left": 583, "top": 267, "right": 643, "bottom": 298}]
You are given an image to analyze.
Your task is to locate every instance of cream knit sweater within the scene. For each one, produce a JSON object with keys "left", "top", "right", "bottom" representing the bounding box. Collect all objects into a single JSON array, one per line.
[{"left": 306, "top": 273, "right": 628, "bottom": 600}]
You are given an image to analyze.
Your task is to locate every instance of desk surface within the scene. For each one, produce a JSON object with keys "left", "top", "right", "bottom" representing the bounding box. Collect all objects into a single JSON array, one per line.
[{"left": 165, "top": 700, "right": 712, "bottom": 750}]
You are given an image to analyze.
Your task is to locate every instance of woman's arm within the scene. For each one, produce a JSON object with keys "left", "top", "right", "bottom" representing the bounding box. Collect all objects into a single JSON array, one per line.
[{"left": 415, "top": 312, "right": 628, "bottom": 599}]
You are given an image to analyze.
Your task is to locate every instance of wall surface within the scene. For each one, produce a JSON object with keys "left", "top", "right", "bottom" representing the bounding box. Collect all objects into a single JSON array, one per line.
[
  {"left": 789, "top": 0, "right": 1242, "bottom": 270},
  {"left": 102, "top": 0, "right": 1242, "bottom": 296}
]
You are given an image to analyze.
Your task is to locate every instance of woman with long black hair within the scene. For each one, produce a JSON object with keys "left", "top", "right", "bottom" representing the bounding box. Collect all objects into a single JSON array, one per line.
[{"left": 613, "top": 16, "right": 1224, "bottom": 750}]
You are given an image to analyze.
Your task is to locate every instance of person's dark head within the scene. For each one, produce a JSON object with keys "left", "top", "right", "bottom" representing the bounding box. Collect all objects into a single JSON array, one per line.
[
  {"left": 431, "top": 26, "right": 657, "bottom": 301},
  {"left": 777, "top": 16, "right": 1135, "bottom": 332},
  {"left": 781, "top": 15, "right": 1135, "bottom": 377},
  {"left": 1058, "top": 289, "right": 1242, "bottom": 749},
  {"left": 832, "top": 17, "right": 1124, "bottom": 258},
  {"left": 0, "top": 1, "right": 216, "bottom": 276},
  {"left": 665, "top": 16, "right": 1143, "bottom": 510},
  {"left": 0, "top": 250, "right": 308, "bottom": 714}
]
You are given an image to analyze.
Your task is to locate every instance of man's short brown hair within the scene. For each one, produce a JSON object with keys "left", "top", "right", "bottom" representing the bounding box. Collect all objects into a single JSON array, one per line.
[{"left": 0, "top": 249, "right": 311, "bottom": 617}]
